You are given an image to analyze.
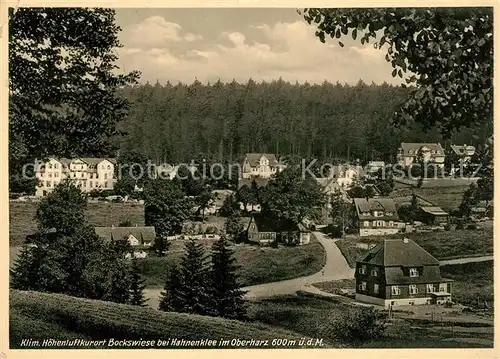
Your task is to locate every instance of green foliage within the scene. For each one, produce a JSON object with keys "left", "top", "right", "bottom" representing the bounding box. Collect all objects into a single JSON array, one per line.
[
  {"left": 224, "top": 214, "right": 244, "bottom": 241},
  {"left": 114, "top": 176, "right": 136, "bottom": 197},
  {"left": 209, "top": 236, "right": 247, "bottom": 319},
  {"left": 129, "top": 258, "right": 148, "bottom": 306},
  {"left": 347, "top": 185, "right": 375, "bottom": 199},
  {"left": 196, "top": 189, "right": 214, "bottom": 220},
  {"left": 458, "top": 183, "right": 478, "bottom": 218},
  {"left": 303, "top": 8, "right": 493, "bottom": 137},
  {"left": 159, "top": 266, "right": 184, "bottom": 312},
  {"left": 9, "top": 8, "right": 139, "bottom": 176},
  {"left": 329, "top": 192, "right": 355, "bottom": 233},
  {"left": 35, "top": 180, "right": 87, "bottom": 235},
  {"left": 320, "top": 306, "right": 387, "bottom": 343},
  {"left": 143, "top": 179, "right": 191, "bottom": 245},
  {"left": 219, "top": 194, "right": 240, "bottom": 217},
  {"left": 262, "top": 167, "right": 326, "bottom": 224}
]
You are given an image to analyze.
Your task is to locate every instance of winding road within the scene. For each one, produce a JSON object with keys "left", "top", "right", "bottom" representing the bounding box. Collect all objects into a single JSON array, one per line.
[{"left": 143, "top": 232, "right": 354, "bottom": 308}]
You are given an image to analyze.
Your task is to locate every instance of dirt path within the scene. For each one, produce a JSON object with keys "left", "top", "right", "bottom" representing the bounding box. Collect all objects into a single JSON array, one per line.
[{"left": 440, "top": 255, "right": 493, "bottom": 266}]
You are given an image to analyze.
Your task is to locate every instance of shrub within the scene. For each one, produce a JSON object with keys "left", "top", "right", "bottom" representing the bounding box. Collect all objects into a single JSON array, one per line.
[
  {"left": 204, "top": 226, "right": 219, "bottom": 234},
  {"left": 320, "top": 306, "right": 387, "bottom": 343},
  {"left": 444, "top": 224, "right": 451, "bottom": 231}
]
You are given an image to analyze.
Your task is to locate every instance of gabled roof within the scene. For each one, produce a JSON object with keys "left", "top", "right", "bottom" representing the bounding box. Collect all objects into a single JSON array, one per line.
[
  {"left": 243, "top": 153, "right": 279, "bottom": 167},
  {"left": 78, "top": 157, "right": 114, "bottom": 166},
  {"left": 249, "top": 215, "right": 307, "bottom": 233},
  {"left": 400, "top": 142, "right": 445, "bottom": 156},
  {"left": 354, "top": 197, "right": 399, "bottom": 220},
  {"left": 358, "top": 238, "right": 440, "bottom": 267},
  {"left": 95, "top": 226, "right": 156, "bottom": 244}
]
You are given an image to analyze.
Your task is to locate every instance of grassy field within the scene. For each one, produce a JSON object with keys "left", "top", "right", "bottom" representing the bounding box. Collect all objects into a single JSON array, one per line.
[
  {"left": 10, "top": 290, "right": 314, "bottom": 349},
  {"left": 247, "top": 294, "right": 492, "bottom": 348},
  {"left": 441, "top": 261, "right": 494, "bottom": 308},
  {"left": 9, "top": 202, "right": 145, "bottom": 246},
  {"left": 337, "top": 225, "right": 493, "bottom": 268},
  {"left": 391, "top": 185, "right": 471, "bottom": 213},
  {"left": 139, "top": 235, "right": 326, "bottom": 287}
]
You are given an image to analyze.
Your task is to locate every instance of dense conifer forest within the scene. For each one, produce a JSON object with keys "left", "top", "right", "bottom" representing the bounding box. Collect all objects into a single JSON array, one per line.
[{"left": 117, "top": 79, "right": 492, "bottom": 164}]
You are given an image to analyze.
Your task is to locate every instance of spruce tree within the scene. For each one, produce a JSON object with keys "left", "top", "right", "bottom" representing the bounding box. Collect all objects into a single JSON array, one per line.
[
  {"left": 158, "top": 265, "right": 184, "bottom": 312},
  {"left": 178, "top": 239, "right": 213, "bottom": 316},
  {"left": 209, "top": 236, "right": 247, "bottom": 320},
  {"left": 129, "top": 257, "right": 148, "bottom": 306}
]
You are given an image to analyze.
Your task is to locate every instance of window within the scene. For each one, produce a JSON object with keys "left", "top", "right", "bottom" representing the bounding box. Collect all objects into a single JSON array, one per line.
[
  {"left": 409, "top": 268, "right": 419, "bottom": 277},
  {"left": 409, "top": 285, "right": 418, "bottom": 295},
  {"left": 378, "top": 221, "right": 384, "bottom": 227},
  {"left": 81, "top": 173, "right": 84, "bottom": 178},
  {"left": 389, "top": 221, "right": 394, "bottom": 227},
  {"left": 107, "top": 165, "right": 111, "bottom": 169},
  {"left": 49, "top": 164, "right": 53, "bottom": 169},
  {"left": 54, "top": 172, "right": 58, "bottom": 177},
  {"left": 104, "top": 173, "right": 108, "bottom": 179},
  {"left": 363, "top": 221, "right": 370, "bottom": 227},
  {"left": 252, "top": 225, "right": 256, "bottom": 230},
  {"left": 54, "top": 164, "right": 58, "bottom": 169},
  {"left": 73, "top": 173, "right": 76, "bottom": 178},
  {"left": 371, "top": 268, "right": 378, "bottom": 277},
  {"left": 373, "top": 221, "right": 377, "bottom": 228},
  {"left": 358, "top": 281, "right": 367, "bottom": 291},
  {"left": 358, "top": 265, "right": 366, "bottom": 275},
  {"left": 46, "top": 181, "right": 51, "bottom": 187},
  {"left": 89, "top": 181, "right": 93, "bottom": 188},
  {"left": 439, "top": 283, "right": 447, "bottom": 292},
  {"left": 391, "top": 286, "right": 400, "bottom": 295},
  {"left": 48, "top": 173, "right": 52, "bottom": 178},
  {"left": 426, "top": 284, "right": 435, "bottom": 293},
  {"left": 373, "top": 284, "right": 379, "bottom": 294}
]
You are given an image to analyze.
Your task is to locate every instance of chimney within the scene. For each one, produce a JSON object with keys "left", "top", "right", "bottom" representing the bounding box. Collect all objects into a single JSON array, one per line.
[{"left": 403, "top": 237, "right": 409, "bottom": 243}]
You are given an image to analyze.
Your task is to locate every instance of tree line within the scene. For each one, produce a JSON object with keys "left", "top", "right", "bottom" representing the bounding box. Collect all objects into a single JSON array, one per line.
[{"left": 116, "top": 80, "right": 492, "bottom": 165}]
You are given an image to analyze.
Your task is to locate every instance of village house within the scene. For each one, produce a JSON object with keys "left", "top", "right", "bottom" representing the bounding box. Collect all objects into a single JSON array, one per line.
[
  {"left": 94, "top": 226, "right": 156, "bottom": 248},
  {"left": 35, "top": 157, "right": 116, "bottom": 196},
  {"left": 240, "top": 153, "right": 286, "bottom": 179},
  {"left": 450, "top": 144, "right": 476, "bottom": 165},
  {"left": 354, "top": 197, "right": 404, "bottom": 236},
  {"left": 355, "top": 238, "right": 453, "bottom": 308},
  {"left": 397, "top": 142, "right": 445, "bottom": 168},
  {"left": 328, "top": 164, "right": 363, "bottom": 189},
  {"left": 417, "top": 206, "right": 449, "bottom": 226},
  {"left": 246, "top": 215, "right": 310, "bottom": 246},
  {"left": 365, "top": 161, "right": 385, "bottom": 176}
]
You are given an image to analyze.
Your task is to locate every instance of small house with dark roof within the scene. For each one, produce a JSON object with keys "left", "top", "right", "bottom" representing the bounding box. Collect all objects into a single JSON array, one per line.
[
  {"left": 397, "top": 142, "right": 445, "bottom": 168},
  {"left": 355, "top": 238, "right": 453, "bottom": 308},
  {"left": 246, "top": 215, "right": 310, "bottom": 246},
  {"left": 418, "top": 206, "right": 449, "bottom": 225},
  {"left": 353, "top": 197, "right": 404, "bottom": 236},
  {"left": 94, "top": 226, "right": 156, "bottom": 247},
  {"left": 240, "top": 153, "right": 286, "bottom": 180}
]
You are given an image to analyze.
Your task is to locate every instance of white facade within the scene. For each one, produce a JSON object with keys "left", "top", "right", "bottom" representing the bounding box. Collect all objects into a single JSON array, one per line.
[
  {"left": 355, "top": 293, "right": 432, "bottom": 308},
  {"left": 329, "top": 166, "right": 361, "bottom": 189},
  {"left": 35, "top": 157, "right": 116, "bottom": 196},
  {"left": 241, "top": 153, "right": 285, "bottom": 179},
  {"left": 359, "top": 227, "right": 401, "bottom": 237},
  {"left": 397, "top": 143, "right": 445, "bottom": 168}
]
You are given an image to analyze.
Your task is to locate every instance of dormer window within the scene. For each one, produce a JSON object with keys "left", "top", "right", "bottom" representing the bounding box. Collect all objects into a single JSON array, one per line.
[
  {"left": 409, "top": 268, "right": 419, "bottom": 277},
  {"left": 359, "top": 265, "right": 366, "bottom": 274},
  {"left": 371, "top": 268, "right": 378, "bottom": 277}
]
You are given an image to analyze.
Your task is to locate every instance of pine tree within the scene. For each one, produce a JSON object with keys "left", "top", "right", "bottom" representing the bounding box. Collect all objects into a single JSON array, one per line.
[
  {"left": 224, "top": 214, "right": 243, "bottom": 242},
  {"left": 209, "top": 236, "right": 247, "bottom": 320},
  {"left": 129, "top": 257, "right": 148, "bottom": 306},
  {"left": 159, "top": 265, "right": 184, "bottom": 312},
  {"left": 178, "top": 239, "right": 213, "bottom": 316}
]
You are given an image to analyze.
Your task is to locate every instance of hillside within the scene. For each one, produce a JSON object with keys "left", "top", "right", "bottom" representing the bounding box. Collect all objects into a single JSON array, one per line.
[
  {"left": 9, "top": 202, "right": 145, "bottom": 246},
  {"left": 10, "top": 290, "right": 321, "bottom": 349}
]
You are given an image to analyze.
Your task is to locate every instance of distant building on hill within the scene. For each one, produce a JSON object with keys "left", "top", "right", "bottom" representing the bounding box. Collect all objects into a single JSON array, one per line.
[
  {"left": 94, "top": 226, "right": 156, "bottom": 247},
  {"left": 355, "top": 238, "right": 453, "bottom": 308},
  {"left": 397, "top": 142, "right": 445, "bottom": 168},
  {"left": 35, "top": 157, "right": 116, "bottom": 197}
]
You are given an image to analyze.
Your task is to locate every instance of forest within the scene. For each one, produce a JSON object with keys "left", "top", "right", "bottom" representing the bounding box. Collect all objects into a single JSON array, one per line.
[{"left": 117, "top": 79, "right": 492, "bottom": 164}]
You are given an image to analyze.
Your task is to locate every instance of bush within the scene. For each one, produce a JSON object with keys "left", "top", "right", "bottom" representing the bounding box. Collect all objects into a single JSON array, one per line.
[
  {"left": 204, "top": 226, "right": 219, "bottom": 234},
  {"left": 444, "top": 224, "right": 451, "bottom": 231},
  {"left": 320, "top": 306, "right": 387, "bottom": 343}
]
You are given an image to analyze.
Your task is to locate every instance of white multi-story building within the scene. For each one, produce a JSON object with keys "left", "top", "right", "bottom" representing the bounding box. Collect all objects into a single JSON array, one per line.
[
  {"left": 397, "top": 143, "right": 445, "bottom": 168},
  {"left": 240, "top": 153, "right": 286, "bottom": 179},
  {"left": 35, "top": 157, "right": 116, "bottom": 196}
]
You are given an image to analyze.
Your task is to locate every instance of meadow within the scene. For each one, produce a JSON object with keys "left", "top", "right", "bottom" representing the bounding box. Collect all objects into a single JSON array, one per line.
[
  {"left": 336, "top": 225, "right": 494, "bottom": 268},
  {"left": 10, "top": 290, "right": 312, "bottom": 349},
  {"left": 9, "top": 201, "right": 145, "bottom": 246}
]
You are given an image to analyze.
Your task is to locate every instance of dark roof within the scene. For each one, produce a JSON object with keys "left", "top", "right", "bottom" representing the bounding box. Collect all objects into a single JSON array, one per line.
[
  {"left": 238, "top": 177, "right": 269, "bottom": 189},
  {"left": 243, "top": 153, "right": 279, "bottom": 167},
  {"left": 384, "top": 265, "right": 444, "bottom": 285},
  {"left": 95, "top": 226, "right": 156, "bottom": 244},
  {"left": 79, "top": 157, "right": 114, "bottom": 166},
  {"left": 400, "top": 142, "right": 445, "bottom": 156},
  {"left": 358, "top": 238, "right": 440, "bottom": 267},
  {"left": 354, "top": 197, "right": 399, "bottom": 221}
]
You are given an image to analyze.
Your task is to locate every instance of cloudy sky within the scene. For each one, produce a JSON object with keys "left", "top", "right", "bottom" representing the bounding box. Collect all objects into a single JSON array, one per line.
[{"left": 114, "top": 8, "right": 399, "bottom": 85}]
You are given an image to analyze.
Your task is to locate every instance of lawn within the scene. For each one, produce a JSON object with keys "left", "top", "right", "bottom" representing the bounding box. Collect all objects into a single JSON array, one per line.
[
  {"left": 9, "top": 202, "right": 145, "bottom": 246},
  {"left": 391, "top": 184, "right": 471, "bottom": 213},
  {"left": 337, "top": 225, "right": 493, "bottom": 268},
  {"left": 247, "top": 294, "right": 492, "bottom": 348},
  {"left": 138, "top": 235, "right": 326, "bottom": 288},
  {"left": 10, "top": 290, "right": 309, "bottom": 349},
  {"left": 441, "top": 260, "right": 494, "bottom": 308}
]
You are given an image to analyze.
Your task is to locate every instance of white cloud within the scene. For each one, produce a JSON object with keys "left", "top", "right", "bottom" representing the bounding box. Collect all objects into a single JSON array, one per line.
[
  {"left": 117, "top": 18, "right": 400, "bottom": 85},
  {"left": 123, "top": 16, "right": 203, "bottom": 48}
]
